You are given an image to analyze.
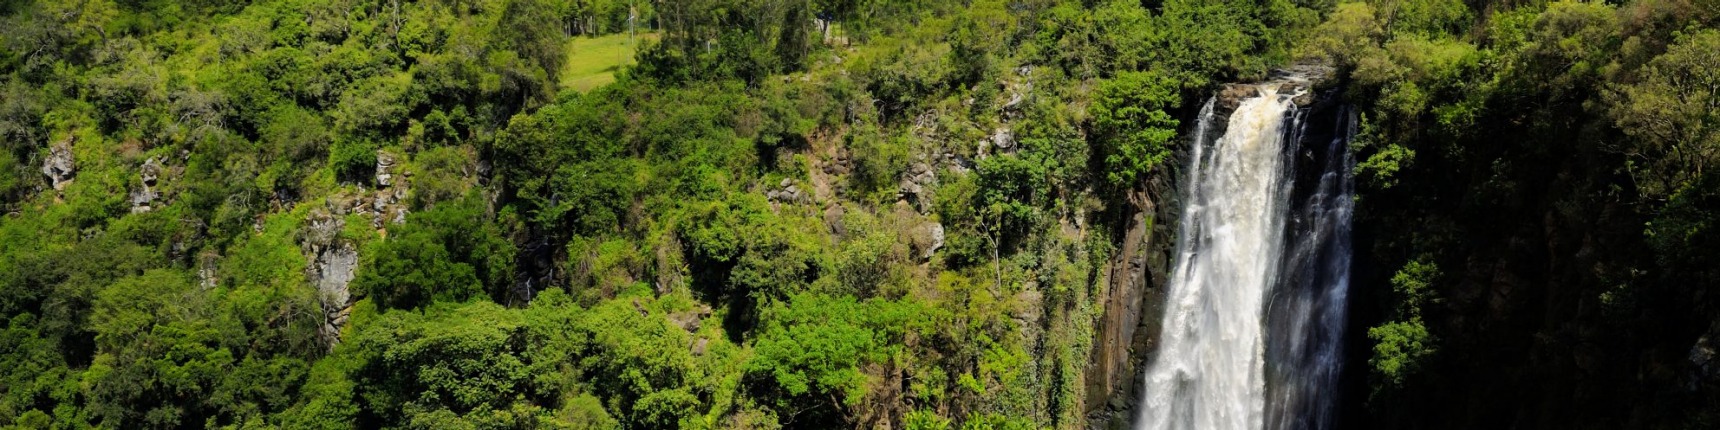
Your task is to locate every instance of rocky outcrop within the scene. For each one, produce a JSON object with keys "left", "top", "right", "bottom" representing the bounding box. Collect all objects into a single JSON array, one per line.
[
  {"left": 667, "top": 304, "right": 712, "bottom": 334},
  {"left": 898, "top": 160, "right": 938, "bottom": 210},
  {"left": 197, "top": 252, "right": 219, "bottom": 290},
  {"left": 375, "top": 150, "right": 398, "bottom": 188},
  {"left": 41, "top": 138, "right": 75, "bottom": 191},
  {"left": 373, "top": 150, "right": 409, "bottom": 227},
  {"left": 303, "top": 210, "right": 358, "bottom": 348},
  {"left": 130, "top": 157, "right": 163, "bottom": 213},
  {"left": 767, "top": 177, "right": 809, "bottom": 204},
  {"left": 991, "top": 127, "right": 1015, "bottom": 153},
  {"left": 1084, "top": 181, "right": 1176, "bottom": 430},
  {"left": 1689, "top": 328, "right": 1720, "bottom": 392},
  {"left": 912, "top": 221, "right": 944, "bottom": 261},
  {"left": 1216, "top": 64, "right": 1333, "bottom": 112}
]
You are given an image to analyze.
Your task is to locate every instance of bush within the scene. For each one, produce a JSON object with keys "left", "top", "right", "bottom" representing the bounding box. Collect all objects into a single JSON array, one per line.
[
  {"left": 327, "top": 140, "right": 377, "bottom": 184},
  {"left": 1088, "top": 71, "right": 1180, "bottom": 192}
]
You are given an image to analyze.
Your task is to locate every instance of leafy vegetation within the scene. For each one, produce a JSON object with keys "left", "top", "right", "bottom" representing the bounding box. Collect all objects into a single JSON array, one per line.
[{"left": 1, "top": 0, "right": 1718, "bottom": 428}]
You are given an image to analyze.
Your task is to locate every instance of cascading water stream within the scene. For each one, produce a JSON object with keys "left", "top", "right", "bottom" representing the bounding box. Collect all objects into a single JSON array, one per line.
[
  {"left": 1136, "top": 82, "right": 1355, "bottom": 430},
  {"left": 1263, "top": 104, "right": 1355, "bottom": 430}
]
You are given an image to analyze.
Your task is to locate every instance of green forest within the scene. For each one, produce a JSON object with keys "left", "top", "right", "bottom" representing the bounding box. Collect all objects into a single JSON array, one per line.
[{"left": 0, "top": 0, "right": 1717, "bottom": 428}]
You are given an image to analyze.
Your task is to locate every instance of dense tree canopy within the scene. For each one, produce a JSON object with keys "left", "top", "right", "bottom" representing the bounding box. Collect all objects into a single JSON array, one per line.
[{"left": 0, "top": 0, "right": 1718, "bottom": 428}]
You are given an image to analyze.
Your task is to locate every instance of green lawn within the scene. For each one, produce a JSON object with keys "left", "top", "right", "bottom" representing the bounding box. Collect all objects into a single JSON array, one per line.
[{"left": 559, "top": 32, "right": 656, "bottom": 92}]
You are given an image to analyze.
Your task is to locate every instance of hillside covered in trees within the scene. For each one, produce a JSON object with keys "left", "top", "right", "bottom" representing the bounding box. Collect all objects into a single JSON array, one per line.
[{"left": 0, "top": 0, "right": 1717, "bottom": 429}]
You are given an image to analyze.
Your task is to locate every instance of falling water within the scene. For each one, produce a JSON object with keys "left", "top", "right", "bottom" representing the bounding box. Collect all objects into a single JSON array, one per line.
[
  {"left": 1263, "top": 104, "right": 1356, "bottom": 430},
  {"left": 1136, "top": 82, "right": 1355, "bottom": 430}
]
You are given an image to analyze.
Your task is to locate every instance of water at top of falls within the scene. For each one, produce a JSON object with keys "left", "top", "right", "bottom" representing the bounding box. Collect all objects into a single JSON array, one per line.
[{"left": 1137, "top": 85, "right": 1300, "bottom": 430}]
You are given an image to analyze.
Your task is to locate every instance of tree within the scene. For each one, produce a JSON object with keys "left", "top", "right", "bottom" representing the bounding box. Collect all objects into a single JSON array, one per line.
[
  {"left": 1366, "top": 260, "right": 1439, "bottom": 400},
  {"left": 1089, "top": 70, "right": 1180, "bottom": 192},
  {"left": 1609, "top": 29, "right": 1720, "bottom": 198},
  {"left": 746, "top": 294, "right": 930, "bottom": 426},
  {"left": 347, "top": 302, "right": 540, "bottom": 425},
  {"left": 353, "top": 194, "right": 515, "bottom": 310}
]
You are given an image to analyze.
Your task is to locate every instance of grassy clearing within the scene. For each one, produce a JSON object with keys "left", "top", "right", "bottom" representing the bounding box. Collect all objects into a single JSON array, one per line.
[{"left": 559, "top": 32, "right": 657, "bottom": 92}]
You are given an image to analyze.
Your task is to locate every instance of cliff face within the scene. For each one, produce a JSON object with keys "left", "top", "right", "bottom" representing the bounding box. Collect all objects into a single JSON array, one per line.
[{"left": 1084, "top": 177, "right": 1177, "bottom": 430}]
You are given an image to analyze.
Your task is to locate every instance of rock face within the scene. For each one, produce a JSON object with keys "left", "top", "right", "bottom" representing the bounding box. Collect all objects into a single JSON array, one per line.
[
  {"left": 1216, "top": 64, "right": 1333, "bottom": 112},
  {"left": 197, "top": 253, "right": 219, "bottom": 289},
  {"left": 303, "top": 211, "right": 358, "bottom": 348},
  {"left": 911, "top": 221, "right": 944, "bottom": 261},
  {"left": 375, "top": 150, "right": 398, "bottom": 188},
  {"left": 1690, "top": 332, "right": 1719, "bottom": 392},
  {"left": 922, "top": 222, "right": 944, "bottom": 259},
  {"left": 991, "top": 127, "right": 1015, "bottom": 152},
  {"left": 1084, "top": 182, "right": 1176, "bottom": 430},
  {"left": 130, "top": 157, "right": 163, "bottom": 213},
  {"left": 313, "top": 243, "right": 357, "bottom": 344},
  {"left": 898, "top": 159, "right": 938, "bottom": 210},
  {"left": 41, "top": 138, "right": 75, "bottom": 191}
]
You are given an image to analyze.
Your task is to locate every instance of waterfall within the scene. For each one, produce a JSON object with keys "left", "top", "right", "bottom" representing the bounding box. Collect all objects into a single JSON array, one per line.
[
  {"left": 1136, "top": 82, "right": 1355, "bottom": 430},
  {"left": 1263, "top": 104, "right": 1355, "bottom": 430}
]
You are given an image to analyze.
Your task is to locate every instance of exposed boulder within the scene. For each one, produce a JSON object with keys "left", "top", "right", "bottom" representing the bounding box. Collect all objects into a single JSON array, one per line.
[
  {"left": 375, "top": 149, "right": 398, "bottom": 188},
  {"left": 128, "top": 188, "right": 159, "bottom": 213},
  {"left": 991, "top": 127, "right": 1014, "bottom": 152},
  {"left": 910, "top": 221, "right": 944, "bottom": 261},
  {"left": 824, "top": 203, "right": 847, "bottom": 236},
  {"left": 767, "top": 177, "right": 809, "bottom": 204},
  {"left": 313, "top": 243, "right": 358, "bottom": 345},
  {"left": 130, "top": 157, "right": 164, "bottom": 213},
  {"left": 140, "top": 157, "right": 161, "bottom": 186},
  {"left": 667, "top": 304, "right": 712, "bottom": 334},
  {"left": 197, "top": 252, "right": 220, "bottom": 290},
  {"left": 898, "top": 160, "right": 937, "bottom": 210},
  {"left": 41, "top": 138, "right": 75, "bottom": 191},
  {"left": 1217, "top": 84, "right": 1262, "bottom": 111}
]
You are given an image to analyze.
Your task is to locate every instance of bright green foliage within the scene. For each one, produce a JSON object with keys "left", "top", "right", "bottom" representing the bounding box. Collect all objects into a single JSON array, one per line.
[
  {"left": 1350, "top": 117, "right": 1414, "bottom": 189},
  {"left": 748, "top": 294, "right": 933, "bottom": 424},
  {"left": 552, "top": 293, "right": 705, "bottom": 428},
  {"left": 1366, "top": 320, "right": 1433, "bottom": 392},
  {"left": 844, "top": 124, "right": 911, "bottom": 199},
  {"left": 1366, "top": 260, "right": 1439, "bottom": 400},
  {"left": 1299, "top": 2, "right": 1386, "bottom": 68},
  {"left": 1387, "top": 260, "right": 1440, "bottom": 319},
  {"left": 347, "top": 302, "right": 540, "bottom": 424},
  {"left": 0, "top": 0, "right": 1565, "bottom": 427},
  {"left": 1090, "top": 71, "right": 1181, "bottom": 191},
  {"left": 1609, "top": 29, "right": 1720, "bottom": 198},
  {"left": 905, "top": 409, "right": 954, "bottom": 430},
  {"left": 354, "top": 194, "right": 516, "bottom": 310},
  {"left": 1374, "top": 0, "right": 1471, "bottom": 36}
]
